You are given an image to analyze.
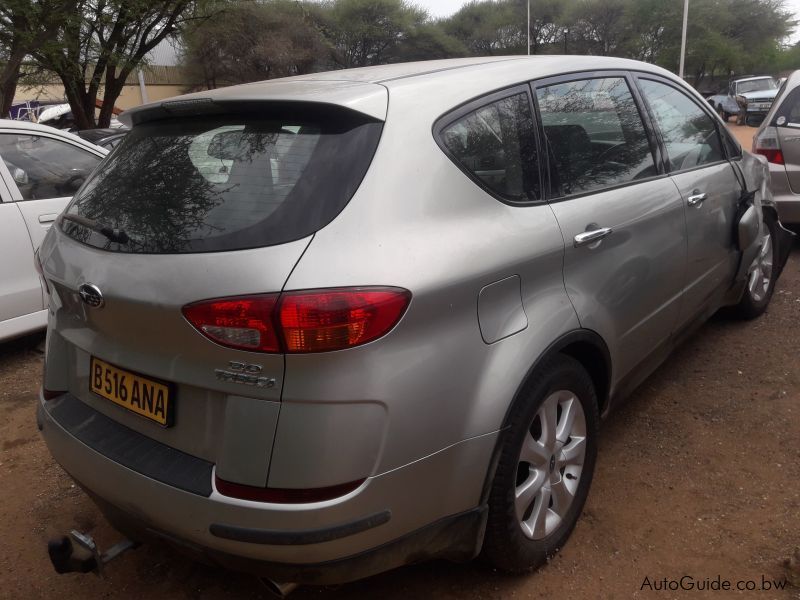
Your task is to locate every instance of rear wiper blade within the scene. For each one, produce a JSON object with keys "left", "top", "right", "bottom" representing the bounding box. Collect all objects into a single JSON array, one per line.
[{"left": 61, "top": 213, "right": 130, "bottom": 244}]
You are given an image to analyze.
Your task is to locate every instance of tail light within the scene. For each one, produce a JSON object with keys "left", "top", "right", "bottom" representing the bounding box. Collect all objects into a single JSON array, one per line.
[
  {"left": 183, "top": 287, "right": 410, "bottom": 354},
  {"left": 42, "top": 388, "right": 65, "bottom": 401},
  {"left": 753, "top": 126, "right": 784, "bottom": 164},
  {"left": 182, "top": 295, "right": 280, "bottom": 352}
]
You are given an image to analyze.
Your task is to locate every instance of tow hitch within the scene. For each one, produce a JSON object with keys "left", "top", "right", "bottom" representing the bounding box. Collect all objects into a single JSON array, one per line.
[{"left": 47, "top": 530, "right": 138, "bottom": 576}]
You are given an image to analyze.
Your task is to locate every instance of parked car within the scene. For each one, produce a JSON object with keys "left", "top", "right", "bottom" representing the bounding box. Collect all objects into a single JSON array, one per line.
[
  {"left": 753, "top": 69, "right": 800, "bottom": 224},
  {"left": 708, "top": 75, "right": 780, "bottom": 126},
  {"left": 75, "top": 127, "right": 128, "bottom": 150},
  {"left": 37, "top": 56, "right": 792, "bottom": 592},
  {"left": 0, "top": 120, "right": 107, "bottom": 342}
]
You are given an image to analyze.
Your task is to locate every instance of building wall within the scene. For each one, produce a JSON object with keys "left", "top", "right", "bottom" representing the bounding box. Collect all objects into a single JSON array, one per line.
[{"left": 14, "top": 83, "right": 187, "bottom": 111}]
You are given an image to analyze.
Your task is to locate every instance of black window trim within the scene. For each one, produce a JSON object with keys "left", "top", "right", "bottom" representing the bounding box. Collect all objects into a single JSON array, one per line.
[
  {"left": 631, "top": 73, "right": 736, "bottom": 175},
  {"left": 433, "top": 83, "right": 544, "bottom": 207},
  {"left": 528, "top": 70, "right": 667, "bottom": 203},
  {"left": 768, "top": 82, "right": 800, "bottom": 129}
]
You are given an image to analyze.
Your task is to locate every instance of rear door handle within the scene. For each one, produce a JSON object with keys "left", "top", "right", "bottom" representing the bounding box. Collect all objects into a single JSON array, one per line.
[
  {"left": 687, "top": 192, "right": 707, "bottom": 207},
  {"left": 574, "top": 227, "right": 613, "bottom": 247},
  {"left": 38, "top": 213, "right": 58, "bottom": 224}
]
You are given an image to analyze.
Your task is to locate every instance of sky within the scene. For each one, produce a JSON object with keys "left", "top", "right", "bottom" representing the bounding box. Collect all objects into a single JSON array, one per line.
[
  {"left": 414, "top": 0, "right": 468, "bottom": 18},
  {"left": 785, "top": 0, "right": 800, "bottom": 43}
]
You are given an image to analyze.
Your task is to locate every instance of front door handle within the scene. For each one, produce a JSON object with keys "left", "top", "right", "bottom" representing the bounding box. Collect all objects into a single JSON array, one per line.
[
  {"left": 574, "top": 227, "right": 613, "bottom": 248},
  {"left": 38, "top": 213, "right": 58, "bottom": 223},
  {"left": 687, "top": 192, "right": 707, "bottom": 207}
]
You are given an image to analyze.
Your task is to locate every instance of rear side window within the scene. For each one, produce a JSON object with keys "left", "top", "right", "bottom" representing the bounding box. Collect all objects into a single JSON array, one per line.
[
  {"left": 439, "top": 92, "right": 539, "bottom": 201},
  {"left": 535, "top": 77, "right": 656, "bottom": 198},
  {"left": 61, "top": 109, "right": 382, "bottom": 253},
  {"left": 638, "top": 79, "right": 724, "bottom": 171},
  {"left": 773, "top": 86, "right": 800, "bottom": 125},
  {"left": 0, "top": 134, "right": 101, "bottom": 200}
]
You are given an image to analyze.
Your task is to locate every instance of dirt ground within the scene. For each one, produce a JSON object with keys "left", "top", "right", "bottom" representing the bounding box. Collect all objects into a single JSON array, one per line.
[{"left": 1, "top": 124, "right": 798, "bottom": 599}]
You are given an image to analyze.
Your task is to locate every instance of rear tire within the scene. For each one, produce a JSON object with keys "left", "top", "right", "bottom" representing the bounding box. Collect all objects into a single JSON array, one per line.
[
  {"left": 482, "top": 355, "right": 599, "bottom": 572},
  {"left": 733, "top": 214, "right": 778, "bottom": 319}
]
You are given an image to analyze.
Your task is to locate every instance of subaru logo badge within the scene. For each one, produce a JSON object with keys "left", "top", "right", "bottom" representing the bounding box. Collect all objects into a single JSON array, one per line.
[{"left": 78, "top": 283, "right": 105, "bottom": 308}]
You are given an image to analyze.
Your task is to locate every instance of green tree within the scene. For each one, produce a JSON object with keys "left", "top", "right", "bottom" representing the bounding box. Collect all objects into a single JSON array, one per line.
[
  {"left": 387, "top": 21, "right": 466, "bottom": 61},
  {"left": 182, "top": 0, "right": 332, "bottom": 88},
  {"left": 34, "top": 0, "right": 201, "bottom": 129},
  {"left": 442, "top": 0, "right": 522, "bottom": 55},
  {"left": 565, "top": 0, "right": 630, "bottom": 57},
  {"left": 328, "top": 0, "right": 428, "bottom": 67},
  {"left": 0, "top": 0, "right": 73, "bottom": 117}
]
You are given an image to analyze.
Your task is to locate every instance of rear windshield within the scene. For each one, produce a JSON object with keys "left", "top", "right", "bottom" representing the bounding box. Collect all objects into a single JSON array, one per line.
[{"left": 61, "top": 109, "right": 382, "bottom": 253}]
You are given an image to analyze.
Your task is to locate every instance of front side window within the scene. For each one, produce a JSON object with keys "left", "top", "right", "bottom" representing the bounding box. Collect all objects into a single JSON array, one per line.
[
  {"left": 638, "top": 79, "right": 724, "bottom": 171},
  {"left": 439, "top": 92, "right": 539, "bottom": 201},
  {"left": 535, "top": 77, "right": 656, "bottom": 198},
  {"left": 0, "top": 133, "right": 101, "bottom": 200}
]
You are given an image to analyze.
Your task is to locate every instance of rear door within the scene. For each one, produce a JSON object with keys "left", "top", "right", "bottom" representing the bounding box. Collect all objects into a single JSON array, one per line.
[
  {"left": 635, "top": 76, "right": 741, "bottom": 327},
  {"left": 0, "top": 129, "right": 105, "bottom": 251},
  {"left": 0, "top": 170, "right": 41, "bottom": 329},
  {"left": 40, "top": 103, "right": 385, "bottom": 484},
  {"left": 534, "top": 73, "right": 688, "bottom": 381}
]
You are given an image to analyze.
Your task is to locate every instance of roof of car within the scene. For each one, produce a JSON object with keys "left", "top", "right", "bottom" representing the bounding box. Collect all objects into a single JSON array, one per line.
[
  {"left": 0, "top": 118, "right": 69, "bottom": 133},
  {"left": 734, "top": 76, "right": 774, "bottom": 83},
  {"left": 0, "top": 119, "right": 109, "bottom": 154},
  {"left": 122, "top": 56, "right": 682, "bottom": 125}
]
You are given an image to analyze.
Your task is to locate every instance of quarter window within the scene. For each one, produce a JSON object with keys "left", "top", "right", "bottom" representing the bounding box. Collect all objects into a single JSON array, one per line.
[
  {"left": 638, "top": 79, "right": 724, "bottom": 171},
  {"left": 535, "top": 77, "right": 656, "bottom": 198},
  {"left": 0, "top": 133, "right": 101, "bottom": 200},
  {"left": 440, "top": 92, "right": 539, "bottom": 201}
]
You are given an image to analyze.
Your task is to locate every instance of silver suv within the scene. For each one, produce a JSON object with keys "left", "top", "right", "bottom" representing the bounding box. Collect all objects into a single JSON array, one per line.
[
  {"left": 754, "top": 69, "right": 800, "bottom": 223},
  {"left": 37, "top": 57, "right": 792, "bottom": 589}
]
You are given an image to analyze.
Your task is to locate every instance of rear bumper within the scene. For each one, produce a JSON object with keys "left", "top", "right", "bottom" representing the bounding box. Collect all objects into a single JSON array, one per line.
[
  {"left": 38, "top": 392, "right": 497, "bottom": 584},
  {"left": 773, "top": 195, "right": 800, "bottom": 225},
  {"left": 92, "top": 491, "right": 486, "bottom": 585}
]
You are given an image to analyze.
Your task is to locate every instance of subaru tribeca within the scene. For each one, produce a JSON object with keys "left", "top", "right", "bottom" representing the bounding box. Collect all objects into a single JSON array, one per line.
[{"left": 37, "top": 56, "right": 792, "bottom": 588}]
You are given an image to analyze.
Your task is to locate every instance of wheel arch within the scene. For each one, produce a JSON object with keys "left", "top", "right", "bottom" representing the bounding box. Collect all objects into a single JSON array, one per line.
[
  {"left": 511, "top": 329, "right": 611, "bottom": 419},
  {"left": 478, "top": 329, "right": 611, "bottom": 506}
]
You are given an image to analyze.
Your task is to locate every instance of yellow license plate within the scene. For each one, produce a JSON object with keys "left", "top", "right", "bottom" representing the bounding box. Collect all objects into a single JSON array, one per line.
[{"left": 90, "top": 357, "right": 173, "bottom": 426}]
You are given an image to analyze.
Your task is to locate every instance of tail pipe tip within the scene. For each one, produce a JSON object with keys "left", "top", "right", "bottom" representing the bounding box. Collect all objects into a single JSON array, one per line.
[{"left": 260, "top": 578, "right": 299, "bottom": 598}]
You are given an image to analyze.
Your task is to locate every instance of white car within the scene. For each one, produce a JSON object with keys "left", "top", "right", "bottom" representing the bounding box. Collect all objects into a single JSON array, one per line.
[{"left": 0, "top": 120, "right": 107, "bottom": 342}]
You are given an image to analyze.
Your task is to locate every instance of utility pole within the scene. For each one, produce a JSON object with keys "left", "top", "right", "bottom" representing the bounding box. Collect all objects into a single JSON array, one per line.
[
  {"left": 679, "top": 0, "right": 689, "bottom": 78},
  {"left": 527, "top": 0, "right": 530, "bottom": 55}
]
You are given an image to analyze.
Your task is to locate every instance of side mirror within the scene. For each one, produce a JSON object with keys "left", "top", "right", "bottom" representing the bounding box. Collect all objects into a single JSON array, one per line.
[{"left": 737, "top": 205, "right": 759, "bottom": 252}]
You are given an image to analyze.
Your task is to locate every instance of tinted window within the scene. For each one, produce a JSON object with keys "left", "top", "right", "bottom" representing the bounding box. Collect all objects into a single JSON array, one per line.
[
  {"left": 639, "top": 79, "right": 724, "bottom": 171},
  {"left": 0, "top": 134, "right": 101, "bottom": 200},
  {"left": 440, "top": 92, "right": 539, "bottom": 201},
  {"left": 737, "top": 78, "right": 777, "bottom": 94},
  {"left": 61, "top": 110, "right": 382, "bottom": 253},
  {"left": 775, "top": 86, "right": 800, "bottom": 123},
  {"left": 535, "top": 77, "right": 656, "bottom": 198}
]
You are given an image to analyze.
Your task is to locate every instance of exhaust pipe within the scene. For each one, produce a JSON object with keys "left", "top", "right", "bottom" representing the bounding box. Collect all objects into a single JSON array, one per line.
[{"left": 260, "top": 578, "right": 299, "bottom": 598}]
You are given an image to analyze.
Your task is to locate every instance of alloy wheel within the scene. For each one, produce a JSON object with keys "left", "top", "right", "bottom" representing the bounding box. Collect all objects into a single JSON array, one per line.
[
  {"left": 515, "top": 390, "right": 587, "bottom": 540},
  {"left": 748, "top": 229, "right": 773, "bottom": 303}
]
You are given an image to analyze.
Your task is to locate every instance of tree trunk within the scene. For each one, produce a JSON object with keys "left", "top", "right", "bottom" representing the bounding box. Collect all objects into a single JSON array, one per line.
[
  {"left": 0, "top": 46, "right": 27, "bottom": 118},
  {"left": 61, "top": 76, "right": 94, "bottom": 129}
]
